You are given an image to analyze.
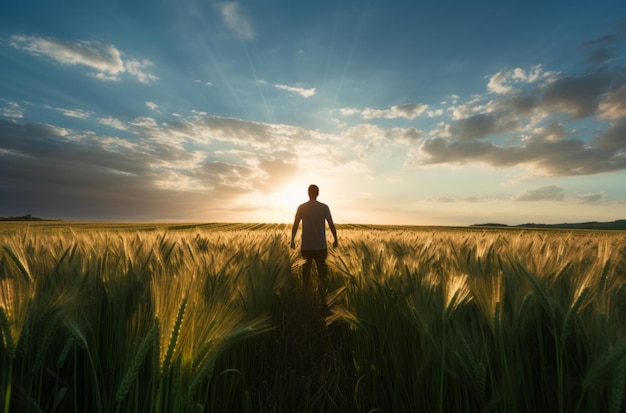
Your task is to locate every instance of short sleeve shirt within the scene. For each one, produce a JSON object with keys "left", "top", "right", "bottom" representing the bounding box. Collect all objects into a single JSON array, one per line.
[{"left": 295, "top": 200, "right": 332, "bottom": 250}]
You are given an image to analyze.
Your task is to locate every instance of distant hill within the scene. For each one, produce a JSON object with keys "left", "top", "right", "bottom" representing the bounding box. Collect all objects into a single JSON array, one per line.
[{"left": 472, "top": 219, "right": 626, "bottom": 231}]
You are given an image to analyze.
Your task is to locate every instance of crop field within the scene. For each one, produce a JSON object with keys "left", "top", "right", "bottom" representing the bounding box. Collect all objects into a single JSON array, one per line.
[{"left": 1, "top": 222, "right": 625, "bottom": 412}]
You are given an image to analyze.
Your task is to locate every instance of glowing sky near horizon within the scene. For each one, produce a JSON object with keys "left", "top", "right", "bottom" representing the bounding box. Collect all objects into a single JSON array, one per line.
[{"left": 1, "top": 0, "right": 626, "bottom": 225}]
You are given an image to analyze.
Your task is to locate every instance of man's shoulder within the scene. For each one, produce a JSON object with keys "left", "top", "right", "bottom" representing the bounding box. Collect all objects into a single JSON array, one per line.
[{"left": 297, "top": 200, "right": 330, "bottom": 215}]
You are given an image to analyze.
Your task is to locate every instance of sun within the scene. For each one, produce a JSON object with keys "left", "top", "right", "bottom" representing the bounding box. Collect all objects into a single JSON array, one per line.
[{"left": 274, "top": 180, "right": 308, "bottom": 212}]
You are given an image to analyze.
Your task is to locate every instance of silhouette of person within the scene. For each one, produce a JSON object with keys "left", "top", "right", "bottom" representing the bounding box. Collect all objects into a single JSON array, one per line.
[{"left": 290, "top": 184, "right": 338, "bottom": 291}]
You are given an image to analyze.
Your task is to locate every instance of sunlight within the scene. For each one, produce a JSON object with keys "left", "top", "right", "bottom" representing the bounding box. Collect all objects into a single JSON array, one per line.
[
  {"left": 231, "top": 179, "right": 312, "bottom": 223},
  {"left": 274, "top": 180, "right": 309, "bottom": 212}
]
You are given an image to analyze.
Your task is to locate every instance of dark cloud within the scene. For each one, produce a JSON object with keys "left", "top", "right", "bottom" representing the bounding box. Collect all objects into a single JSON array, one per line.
[
  {"left": 540, "top": 72, "right": 613, "bottom": 118},
  {"left": 514, "top": 185, "right": 564, "bottom": 201},
  {"left": 199, "top": 161, "right": 255, "bottom": 189},
  {"left": 594, "top": 118, "right": 626, "bottom": 151},
  {"left": 420, "top": 128, "right": 626, "bottom": 176},
  {"left": 450, "top": 113, "right": 521, "bottom": 140}
]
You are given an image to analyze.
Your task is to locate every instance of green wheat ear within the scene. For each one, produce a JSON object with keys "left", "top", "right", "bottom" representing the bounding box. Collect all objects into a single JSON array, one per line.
[
  {"left": 2, "top": 245, "right": 31, "bottom": 283},
  {"left": 584, "top": 343, "right": 626, "bottom": 390},
  {"left": 561, "top": 287, "right": 590, "bottom": 341},
  {"left": 517, "top": 262, "right": 554, "bottom": 319},
  {"left": 161, "top": 295, "right": 188, "bottom": 376},
  {"left": 0, "top": 307, "right": 16, "bottom": 359},
  {"left": 63, "top": 319, "right": 89, "bottom": 351},
  {"left": 116, "top": 319, "right": 159, "bottom": 402},
  {"left": 56, "top": 337, "right": 75, "bottom": 369}
]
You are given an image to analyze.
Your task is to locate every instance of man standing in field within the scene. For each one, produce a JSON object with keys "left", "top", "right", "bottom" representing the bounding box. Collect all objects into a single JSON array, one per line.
[{"left": 290, "top": 184, "right": 338, "bottom": 291}]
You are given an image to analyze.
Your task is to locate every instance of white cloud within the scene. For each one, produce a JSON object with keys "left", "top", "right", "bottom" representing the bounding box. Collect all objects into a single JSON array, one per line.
[
  {"left": 427, "top": 108, "right": 444, "bottom": 117},
  {"left": 124, "top": 59, "right": 159, "bottom": 83},
  {"left": 217, "top": 2, "right": 255, "bottom": 40},
  {"left": 10, "top": 35, "right": 158, "bottom": 83},
  {"left": 487, "top": 65, "right": 555, "bottom": 94},
  {"left": 55, "top": 107, "right": 92, "bottom": 119},
  {"left": 0, "top": 102, "right": 24, "bottom": 119},
  {"left": 146, "top": 102, "right": 159, "bottom": 111},
  {"left": 98, "top": 117, "right": 128, "bottom": 131},
  {"left": 273, "top": 83, "right": 316, "bottom": 98},
  {"left": 338, "top": 108, "right": 360, "bottom": 116}
]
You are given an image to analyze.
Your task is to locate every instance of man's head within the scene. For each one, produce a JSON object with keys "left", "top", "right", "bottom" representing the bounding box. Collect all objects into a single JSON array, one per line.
[{"left": 308, "top": 184, "right": 319, "bottom": 200}]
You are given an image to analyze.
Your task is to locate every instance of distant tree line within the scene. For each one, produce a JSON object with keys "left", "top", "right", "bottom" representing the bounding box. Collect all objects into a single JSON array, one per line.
[
  {"left": 0, "top": 214, "right": 44, "bottom": 221},
  {"left": 473, "top": 219, "right": 626, "bottom": 231}
]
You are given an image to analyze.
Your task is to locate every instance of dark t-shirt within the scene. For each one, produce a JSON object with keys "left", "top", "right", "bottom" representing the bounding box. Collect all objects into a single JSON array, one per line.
[{"left": 295, "top": 200, "right": 332, "bottom": 250}]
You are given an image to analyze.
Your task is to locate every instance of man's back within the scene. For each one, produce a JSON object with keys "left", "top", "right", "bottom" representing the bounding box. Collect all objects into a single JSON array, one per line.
[{"left": 296, "top": 200, "right": 331, "bottom": 250}]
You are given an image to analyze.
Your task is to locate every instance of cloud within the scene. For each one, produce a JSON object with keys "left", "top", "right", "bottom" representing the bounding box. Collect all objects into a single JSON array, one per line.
[
  {"left": 539, "top": 72, "right": 613, "bottom": 118},
  {"left": 10, "top": 35, "right": 158, "bottom": 83},
  {"left": 417, "top": 131, "right": 626, "bottom": 176},
  {"left": 0, "top": 101, "right": 24, "bottom": 119},
  {"left": 599, "top": 83, "right": 626, "bottom": 119},
  {"left": 217, "top": 2, "right": 255, "bottom": 40},
  {"left": 487, "top": 65, "right": 555, "bottom": 94},
  {"left": 0, "top": 117, "right": 306, "bottom": 220},
  {"left": 124, "top": 59, "right": 158, "bottom": 83},
  {"left": 52, "top": 107, "right": 92, "bottom": 119},
  {"left": 272, "top": 83, "right": 316, "bottom": 98},
  {"left": 514, "top": 185, "right": 565, "bottom": 201},
  {"left": 593, "top": 117, "right": 626, "bottom": 151},
  {"left": 384, "top": 127, "right": 423, "bottom": 144},
  {"left": 411, "top": 30, "right": 626, "bottom": 177},
  {"left": 574, "top": 193, "right": 604, "bottom": 203},
  {"left": 449, "top": 112, "right": 522, "bottom": 140},
  {"left": 362, "top": 103, "right": 428, "bottom": 120},
  {"left": 98, "top": 117, "right": 128, "bottom": 131}
]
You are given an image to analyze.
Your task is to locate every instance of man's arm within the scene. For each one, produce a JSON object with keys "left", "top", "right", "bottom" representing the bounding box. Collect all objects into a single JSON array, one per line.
[
  {"left": 290, "top": 209, "right": 301, "bottom": 249},
  {"left": 327, "top": 213, "right": 338, "bottom": 248}
]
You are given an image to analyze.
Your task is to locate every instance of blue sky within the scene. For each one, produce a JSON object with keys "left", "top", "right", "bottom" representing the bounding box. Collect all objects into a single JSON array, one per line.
[{"left": 1, "top": 0, "right": 625, "bottom": 225}]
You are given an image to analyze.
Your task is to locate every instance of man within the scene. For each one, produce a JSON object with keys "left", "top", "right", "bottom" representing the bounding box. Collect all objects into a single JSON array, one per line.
[{"left": 290, "top": 184, "right": 338, "bottom": 289}]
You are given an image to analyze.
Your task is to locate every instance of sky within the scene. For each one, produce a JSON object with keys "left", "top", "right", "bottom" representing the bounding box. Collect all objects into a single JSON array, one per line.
[{"left": 1, "top": 0, "right": 625, "bottom": 226}]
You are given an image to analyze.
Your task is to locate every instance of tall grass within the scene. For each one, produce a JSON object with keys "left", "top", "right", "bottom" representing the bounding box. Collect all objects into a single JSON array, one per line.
[{"left": 1, "top": 223, "right": 625, "bottom": 412}]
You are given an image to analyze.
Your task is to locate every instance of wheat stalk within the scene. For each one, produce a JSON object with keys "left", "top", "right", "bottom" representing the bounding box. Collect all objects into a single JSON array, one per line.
[
  {"left": 609, "top": 356, "right": 626, "bottom": 413},
  {"left": 116, "top": 319, "right": 159, "bottom": 402}
]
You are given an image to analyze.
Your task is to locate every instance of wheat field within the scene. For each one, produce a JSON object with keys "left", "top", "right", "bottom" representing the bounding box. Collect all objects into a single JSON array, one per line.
[{"left": 0, "top": 222, "right": 625, "bottom": 412}]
